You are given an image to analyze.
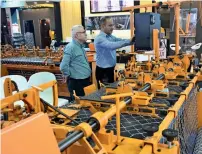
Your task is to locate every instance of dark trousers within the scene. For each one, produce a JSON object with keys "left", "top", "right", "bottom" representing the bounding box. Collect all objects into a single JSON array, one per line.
[
  {"left": 67, "top": 77, "right": 90, "bottom": 101},
  {"left": 96, "top": 66, "right": 115, "bottom": 89}
]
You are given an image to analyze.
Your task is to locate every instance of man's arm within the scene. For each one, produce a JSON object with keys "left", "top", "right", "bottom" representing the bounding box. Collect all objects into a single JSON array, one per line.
[
  {"left": 114, "top": 36, "right": 128, "bottom": 42},
  {"left": 60, "top": 46, "right": 72, "bottom": 77},
  {"left": 95, "top": 36, "right": 131, "bottom": 50},
  {"left": 114, "top": 36, "right": 135, "bottom": 45}
]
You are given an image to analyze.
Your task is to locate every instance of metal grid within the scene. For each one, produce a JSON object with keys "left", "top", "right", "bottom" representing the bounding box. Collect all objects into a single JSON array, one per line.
[
  {"left": 151, "top": 97, "right": 172, "bottom": 107},
  {"left": 63, "top": 104, "right": 164, "bottom": 140},
  {"left": 177, "top": 87, "right": 198, "bottom": 154},
  {"left": 66, "top": 108, "right": 92, "bottom": 126},
  {"left": 161, "top": 87, "right": 198, "bottom": 154},
  {"left": 63, "top": 84, "right": 199, "bottom": 151},
  {"left": 105, "top": 113, "right": 164, "bottom": 139},
  {"left": 167, "top": 85, "right": 184, "bottom": 94},
  {"left": 105, "top": 81, "right": 119, "bottom": 89},
  {"left": 193, "top": 127, "right": 202, "bottom": 154},
  {"left": 79, "top": 88, "right": 115, "bottom": 103}
]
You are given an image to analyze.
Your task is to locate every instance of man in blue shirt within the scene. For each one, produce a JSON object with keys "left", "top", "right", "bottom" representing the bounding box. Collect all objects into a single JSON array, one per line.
[
  {"left": 94, "top": 16, "right": 134, "bottom": 89},
  {"left": 60, "top": 25, "right": 91, "bottom": 100}
]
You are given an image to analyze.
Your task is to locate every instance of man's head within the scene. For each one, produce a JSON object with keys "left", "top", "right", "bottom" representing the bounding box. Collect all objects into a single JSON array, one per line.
[
  {"left": 71, "top": 25, "right": 87, "bottom": 43},
  {"left": 100, "top": 17, "right": 114, "bottom": 35}
]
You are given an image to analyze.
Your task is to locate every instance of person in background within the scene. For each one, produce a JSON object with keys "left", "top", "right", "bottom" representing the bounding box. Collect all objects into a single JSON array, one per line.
[
  {"left": 60, "top": 25, "right": 91, "bottom": 101},
  {"left": 94, "top": 16, "right": 135, "bottom": 89}
]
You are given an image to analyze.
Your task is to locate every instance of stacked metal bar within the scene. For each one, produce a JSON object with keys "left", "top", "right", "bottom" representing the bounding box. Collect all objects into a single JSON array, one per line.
[{"left": 1, "top": 57, "right": 54, "bottom": 66}]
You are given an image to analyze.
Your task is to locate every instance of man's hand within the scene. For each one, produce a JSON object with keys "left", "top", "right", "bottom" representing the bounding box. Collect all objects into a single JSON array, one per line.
[{"left": 62, "top": 75, "right": 68, "bottom": 83}]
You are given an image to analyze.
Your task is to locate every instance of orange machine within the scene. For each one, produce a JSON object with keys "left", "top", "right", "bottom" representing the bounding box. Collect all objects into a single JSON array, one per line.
[
  {"left": 58, "top": 93, "right": 181, "bottom": 154},
  {"left": 1, "top": 95, "right": 179, "bottom": 154},
  {"left": 1, "top": 1, "right": 202, "bottom": 154},
  {"left": 122, "top": 52, "right": 194, "bottom": 83},
  {"left": 121, "top": 0, "right": 196, "bottom": 81},
  {"left": 44, "top": 71, "right": 202, "bottom": 154},
  {"left": 1, "top": 71, "right": 202, "bottom": 154}
]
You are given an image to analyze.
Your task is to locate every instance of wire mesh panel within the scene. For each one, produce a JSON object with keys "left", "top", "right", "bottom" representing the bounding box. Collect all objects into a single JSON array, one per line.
[
  {"left": 193, "top": 127, "right": 202, "bottom": 154},
  {"left": 63, "top": 104, "right": 164, "bottom": 139},
  {"left": 177, "top": 87, "right": 198, "bottom": 154},
  {"left": 105, "top": 113, "right": 164, "bottom": 139},
  {"left": 161, "top": 87, "right": 198, "bottom": 154},
  {"left": 62, "top": 85, "right": 198, "bottom": 153}
]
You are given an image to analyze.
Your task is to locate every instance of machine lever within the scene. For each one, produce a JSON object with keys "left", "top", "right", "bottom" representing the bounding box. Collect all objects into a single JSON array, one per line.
[{"left": 40, "top": 98, "right": 79, "bottom": 125}]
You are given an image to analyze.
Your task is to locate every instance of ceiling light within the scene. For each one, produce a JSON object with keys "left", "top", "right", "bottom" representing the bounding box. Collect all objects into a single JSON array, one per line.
[{"left": 46, "top": 1, "right": 49, "bottom": 3}]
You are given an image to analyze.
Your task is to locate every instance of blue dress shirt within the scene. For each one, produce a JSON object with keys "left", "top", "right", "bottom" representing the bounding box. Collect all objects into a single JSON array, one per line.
[{"left": 94, "top": 31, "right": 131, "bottom": 68}]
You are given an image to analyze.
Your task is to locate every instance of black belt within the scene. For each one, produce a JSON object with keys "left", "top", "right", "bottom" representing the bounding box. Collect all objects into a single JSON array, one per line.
[{"left": 69, "top": 77, "right": 90, "bottom": 81}]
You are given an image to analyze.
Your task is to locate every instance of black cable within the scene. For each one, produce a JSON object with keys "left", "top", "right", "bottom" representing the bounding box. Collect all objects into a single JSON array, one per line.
[{"left": 40, "top": 98, "right": 79, "bottom": 125}]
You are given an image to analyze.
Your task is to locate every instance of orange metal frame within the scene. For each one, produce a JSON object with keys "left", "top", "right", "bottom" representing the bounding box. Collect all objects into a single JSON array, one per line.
[
  {"left": 1, "top": 88, "right": 41, "bottom": 113},
  {"left": 1, "top": 72, "right": 202, "bottom": 154},
  {"left": 1, "top": 113, "right": 61, "bottom": 154}
]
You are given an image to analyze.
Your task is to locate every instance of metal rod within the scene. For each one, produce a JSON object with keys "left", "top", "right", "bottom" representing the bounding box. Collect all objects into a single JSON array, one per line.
[
  {"left": 58, "top": 130, "right": 84, "bottom": 152},
  {"left": 138, "top": 83, "right": 151, "bottom": 92},
  {"left": 175, "top": 3, "right": 180, "bottom": 55},
  {"left": 138, "top": 74, "right": 165, "bottom": 92},
  {"left": 58, "top": 97, "right": 132, "bottom": 152},
  {"left": 59, "top": 121, "right": 97, "bottom": 152},
  {"left": 155, "top": 74, "right": 165, "bottom": 80},
  {"left": 130, "top": 11, "right": 134, "bottom": 52},
  {"left": 40, "top": 98, "right": 79, "bottom": 125}
]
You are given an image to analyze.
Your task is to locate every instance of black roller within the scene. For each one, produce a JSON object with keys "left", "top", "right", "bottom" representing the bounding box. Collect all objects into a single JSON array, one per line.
[
  {"left": 155, "top": 74, "right": 165, "bottom": 80},
  {"left": 59, "top": 122, "right": 97, "bottom": 152},
  {"left": 138, "top": 83, "right": 151, "bottom": 92},
  {"left": 58, "top": 96, "right": 132, "bottom": 152},
  {"left": 59, "top": 130, "right": 86, "bottom": 152},
  {"left": 138, "top": 74, "right": 165, "bottom": 92}
]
